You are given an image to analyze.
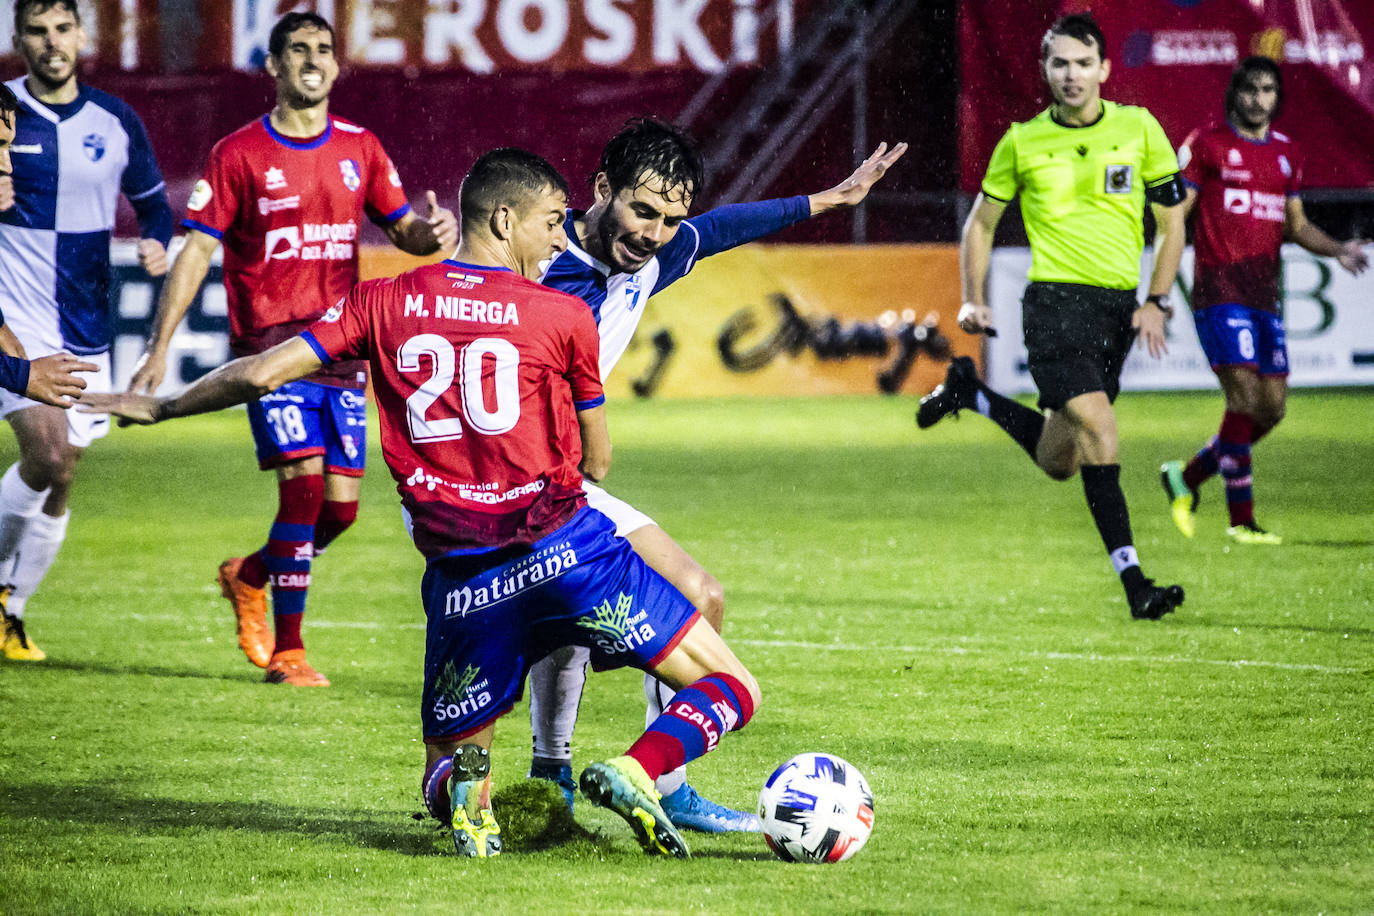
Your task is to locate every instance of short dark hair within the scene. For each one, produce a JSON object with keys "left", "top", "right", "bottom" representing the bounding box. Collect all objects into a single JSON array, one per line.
[
  {"left": 597, "top": 118, "right": 704, "bottom": 203},
  {"left": 268, "top": 12, "right": 334, "bottom": 59},
  {"left": 0, "top": 83, "right": 18, "bottom": 131},
  {"left": 1226, "top": 56, "right": 1284, "bottom": 121},
  {"left": 14, "top": 0, "right": 80, "bottom": 36},
  {"left": 460, "top": 148, "right": 570, "bottom": 228},
  {"left": 1041, "top": 13, "right": 1106, "bottom": 62}
]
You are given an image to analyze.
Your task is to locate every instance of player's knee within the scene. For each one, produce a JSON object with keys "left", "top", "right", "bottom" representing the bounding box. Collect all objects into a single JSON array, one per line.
[
  {"left": 696, "top": 575, "right": 725, "bottom": 632},
  {"left": 724, "top": 668, "right": 761, "bottom": 727},
  {"left": 20, "top": 444, "right": 75, "bottom": 491},
  {"left": 1257, "top": 400, "right": 1285, "bottom": 431}
]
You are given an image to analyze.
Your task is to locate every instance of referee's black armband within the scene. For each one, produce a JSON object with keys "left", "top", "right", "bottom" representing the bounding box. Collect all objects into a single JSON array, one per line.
[
  {"left": 1145, "top": 173, "right": 1186, "bottom": 206},
  {"left": 0, "top": 352, "right": 30, "bottom": 397}
]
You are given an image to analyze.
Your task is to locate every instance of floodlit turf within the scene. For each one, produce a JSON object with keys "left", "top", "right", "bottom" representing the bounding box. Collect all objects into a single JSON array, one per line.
[{"left": 2, "top": 389, "right": 1371, "bottom": 914}]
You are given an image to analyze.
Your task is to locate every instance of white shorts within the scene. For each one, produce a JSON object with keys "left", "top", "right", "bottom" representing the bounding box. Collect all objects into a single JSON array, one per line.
[
  {"left": 582, "top": 480, "right": 655, "bottom": 537},
  {"left": 0, "top": 350, "right": 111, "bottom": 448}
]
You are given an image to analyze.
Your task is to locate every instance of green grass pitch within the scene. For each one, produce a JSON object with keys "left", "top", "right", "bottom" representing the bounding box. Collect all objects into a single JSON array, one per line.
[{"left": 2, "top": 389, "right": 1371, "bottom": 914}]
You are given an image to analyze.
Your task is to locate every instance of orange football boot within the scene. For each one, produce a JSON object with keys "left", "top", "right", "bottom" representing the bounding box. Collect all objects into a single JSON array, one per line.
[
  {"left": 264, "top": 649, "right": 330, "bottom": 687},
  {"left": 217, "top": 557, "right": 271, "bottom": 668}
]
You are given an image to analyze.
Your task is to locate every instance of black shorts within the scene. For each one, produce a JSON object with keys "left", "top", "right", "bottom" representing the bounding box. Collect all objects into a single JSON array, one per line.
[{"left": 1022, "top": 282, "right": 1138, "bottom": 411}]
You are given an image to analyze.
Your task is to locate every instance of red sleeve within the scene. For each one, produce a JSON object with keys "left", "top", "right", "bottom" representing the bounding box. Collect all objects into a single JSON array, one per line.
[
  {"left": 184, "top": 138, "right": 243, "bottom": 238},
  {"left": 1286, "top": 143, "right": 1303, "bottom": 196},
  {"left": 303, "top": 281, "right": 375, "bottom": 362},
  {"left": 1179, "top": 128, "right": 1206, "bottom": 190},
  {"left": 364, "top": 133, "right": 411, "bottom": 225},
  {"left": 565, "top": 304, "right": 604, "bottom": 409}
]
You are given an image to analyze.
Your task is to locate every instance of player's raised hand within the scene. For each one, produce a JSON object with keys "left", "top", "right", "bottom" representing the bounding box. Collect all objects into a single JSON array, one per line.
[
  {"left": 0, "top": 175, "right": 14, "bottom": 212},
  {"left": 1336, "top": 239, "right": 1370, "bottom": 276},
  {"left": 77, "top": 390, "right": 163, "bottom": 425},
  {"left": 26, "top": 353, "right": 97, "bottom": 408},
  {"left": 137, "top": 238, "right": 169, "bottom": 277},
  {"left": 808, "top": 142, "right": 909, "bottom": 215},
  {"left": 426, "top": 190, "right": 458, "bottom": 254},
  {"left": 1132, "top": 302, "right": 1169, "bottom": 359}
]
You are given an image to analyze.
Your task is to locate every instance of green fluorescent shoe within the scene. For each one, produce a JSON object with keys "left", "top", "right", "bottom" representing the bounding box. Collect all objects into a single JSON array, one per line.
[
  {"left": 579, "top": 757, "right": 689, "bottom": 859},
  {"left": 1159, "top": 461, "right": 1198, "bottom": 538},
  {"left": 450, "top": 744, "right": 502, "bottom": 858},
  {"left": 1226, "top": 522, "right": 1282, "bottom": 546}
]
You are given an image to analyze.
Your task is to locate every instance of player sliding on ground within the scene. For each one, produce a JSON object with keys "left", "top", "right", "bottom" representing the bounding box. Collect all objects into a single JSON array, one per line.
[{"left": 81, "top": 148, "right": 759, "bottom": 860}]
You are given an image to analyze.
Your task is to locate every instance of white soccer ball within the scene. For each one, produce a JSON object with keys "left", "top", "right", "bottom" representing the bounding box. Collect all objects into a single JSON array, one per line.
[{"left": 758, "top": 752, "right": 874, "bottom": 863}]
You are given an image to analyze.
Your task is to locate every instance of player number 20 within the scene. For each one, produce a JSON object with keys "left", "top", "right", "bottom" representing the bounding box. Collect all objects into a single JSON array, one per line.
[{"left": 397, "top": 333, "right": 520, "bottom": 442}]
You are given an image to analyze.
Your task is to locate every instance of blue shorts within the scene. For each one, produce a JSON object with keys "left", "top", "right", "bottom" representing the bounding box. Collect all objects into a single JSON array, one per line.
[
  {"left": 1193, "top": 303, "right": 1289, "bottom": 376},
  {"left": 246, "top": 380, "right": 367, "bottom": 475},
  {"left": 419, "top": 507, "right": 700, "bottom": 743}
]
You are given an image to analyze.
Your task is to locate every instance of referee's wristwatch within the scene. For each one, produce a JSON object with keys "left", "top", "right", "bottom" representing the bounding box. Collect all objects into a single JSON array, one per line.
[{"left": 1143, "top": 293, "right": 1175, "bottom": 320}]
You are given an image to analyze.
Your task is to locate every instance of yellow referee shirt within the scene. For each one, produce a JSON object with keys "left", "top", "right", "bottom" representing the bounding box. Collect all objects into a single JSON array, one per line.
[{"left": 981, "top": 101, "right": 1180, "bottom": 290}]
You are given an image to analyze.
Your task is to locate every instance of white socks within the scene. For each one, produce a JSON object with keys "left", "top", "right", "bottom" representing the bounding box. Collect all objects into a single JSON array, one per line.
[
  {"left": 528, "top": 645, "right": 590, "bottom": 764},
  {"left": 0, "top": 463, "right": 48, "bottom": 570},
  {"left": 4, "top": 509, "right": 69, "bottom": 617}
]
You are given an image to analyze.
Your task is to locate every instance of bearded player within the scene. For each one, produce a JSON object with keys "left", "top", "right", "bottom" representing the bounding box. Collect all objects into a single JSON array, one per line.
[
  {"left": 1160, "top": 57, "right": 1369, "bottom": 544},
  {"left": 127, "top": 12, "right": 457, "bottom": 686},
  {"left": 528, "top": 118, "right": 905, "bottom": 831}
]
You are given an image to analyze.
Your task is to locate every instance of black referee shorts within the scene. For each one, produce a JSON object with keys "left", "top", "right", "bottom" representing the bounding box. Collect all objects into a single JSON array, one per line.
[{"left": 1021, "top": 281, "right": 1138, "bottom": 411}]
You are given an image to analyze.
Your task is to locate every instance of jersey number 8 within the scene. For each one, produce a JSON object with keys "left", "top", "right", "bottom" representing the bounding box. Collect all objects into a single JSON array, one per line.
[{"left": 398, "top": 333, "right": 520, "bottom": 443}]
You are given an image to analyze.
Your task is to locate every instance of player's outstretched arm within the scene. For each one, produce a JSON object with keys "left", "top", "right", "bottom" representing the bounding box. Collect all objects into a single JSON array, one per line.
[
  {"left": 128, "top": 229, "right": 220, "bottom": 394},
  {"left": 84, "top": 337, "right": 323, "bottom": 425},
  {"left": 1284, "top": 197, "right": 1370, "bottom": 276},
  {"left": 386, "top": 191, "right": 458, "bottom": 257},
  {"left": 807, "top": 142, "right": 908, "bottom": 216},
  {"left": 23, "top": 353, "right": 98, "bottom": 408},
  {"left": 576, "top": 405, "right": 611, "bottom": 483},
  {"left": 957, "top": 193, "right": 1007, "bottom": 336}
]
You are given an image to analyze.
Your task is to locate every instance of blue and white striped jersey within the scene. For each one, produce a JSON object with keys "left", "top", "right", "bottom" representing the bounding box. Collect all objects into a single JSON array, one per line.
[
  {"left": 540, "top": 196, "right": 811, "bottom": 379},
  {"left": 0, "top": 77, "right": 172, "bottom": 356}
]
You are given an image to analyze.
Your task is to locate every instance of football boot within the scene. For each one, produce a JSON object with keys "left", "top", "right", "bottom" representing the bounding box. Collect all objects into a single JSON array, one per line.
[
  {"left": 916, "top": 356, "right": 980, "bottom": 429},
  {"left": 217, "top": 557, "right": 271, "bottom": 668},
  {"left": 580, "top": 756, "right": 689, "bottom": 858},
  {"left": 659, "top": 783, "right": 761, "bottom": 833},
  {"left": 1129, "top": 580, "right": 1185, "bottom": 621},
  {"left": 264, "top": 649, "right": 329, "bottom": 686},
  {"left": 1226, "top": 522, "right": 1282, "bottom": 546},
  {"left": 450, "top": 744, "right": 501, "bottom": 858},
  {"left": 1159, "top": 461, "right": 1199, "bottom": 538}
]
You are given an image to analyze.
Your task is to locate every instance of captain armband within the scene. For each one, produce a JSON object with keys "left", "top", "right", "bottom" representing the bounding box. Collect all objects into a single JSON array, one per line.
[{"left": 1145, "top": 173, "right": 1187, "bottom": 207}]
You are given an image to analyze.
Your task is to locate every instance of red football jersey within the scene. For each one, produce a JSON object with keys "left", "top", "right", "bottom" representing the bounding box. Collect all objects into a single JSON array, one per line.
[
  {"left": 183, "top": 114, "right": 411, "bottom": 384},
  {"left": 1179, "top": 122, "right": 1301, "bottom": 314},
  {"left": 303, "top": 260, "right": 605, "bottom": 558}
]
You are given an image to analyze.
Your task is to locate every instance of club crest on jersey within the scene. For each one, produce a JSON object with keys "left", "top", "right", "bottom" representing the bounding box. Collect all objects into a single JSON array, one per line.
[
  {"left": 321, "top": 298, "right": 345, "bottom": 322},
  {"left": 187, "top": 179, "right": 213, "bottom": 212},
  {"left": 1278, "top": 154, "right": 1292, "bottom": 177},
  {"left": 83, "top": 133, "right": 105, "bottom": 161},
  {"left": 1104, "top": 164, "right": 1133, "bottom": 194},
  {"left": 627, "top": 274, "right": 645, "bottom": 311},
  {"left": 1227, "top": 148, "right": 1243, "bottom": 166},
  {"left": 339, "top": 158, "right": 362, "bottom": 192},
  {"left": 265, "top": 167, "right": 287, "bottom": 190}
]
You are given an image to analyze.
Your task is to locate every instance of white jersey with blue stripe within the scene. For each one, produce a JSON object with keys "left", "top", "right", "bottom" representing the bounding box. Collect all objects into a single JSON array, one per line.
[
  {"left": 0, "top": 78, "right": 168, "bottom": 355},
  {"left": 540, "top": 196, "right": 811, "bottom": 379}
]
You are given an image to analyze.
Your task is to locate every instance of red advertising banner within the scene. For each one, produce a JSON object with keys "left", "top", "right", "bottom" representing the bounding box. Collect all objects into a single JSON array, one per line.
[{"left": 960, "top": 0, "right": 1374, "bottom": 190}]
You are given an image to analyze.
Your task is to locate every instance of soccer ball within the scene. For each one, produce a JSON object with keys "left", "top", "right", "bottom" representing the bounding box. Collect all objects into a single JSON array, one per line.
[{"left": 758, "top": 752, "right": 874, "bottom": 863}]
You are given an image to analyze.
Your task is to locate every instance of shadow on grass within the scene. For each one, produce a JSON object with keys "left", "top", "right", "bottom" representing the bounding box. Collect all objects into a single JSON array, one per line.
[
  {"left": 29, "top": 658, "right": 247, "bottom": 683},
  {"left": 1285, "top": 538, "right": 1374, "bottom": 549},
  {"left": 2, "top": 780, "right": 447, "bottom": 856}
]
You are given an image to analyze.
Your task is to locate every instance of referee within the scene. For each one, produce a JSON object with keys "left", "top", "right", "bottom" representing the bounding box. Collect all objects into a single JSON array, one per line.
[{"left": 918, "top": 13, "right": 1186, "bottom": 621}]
